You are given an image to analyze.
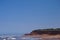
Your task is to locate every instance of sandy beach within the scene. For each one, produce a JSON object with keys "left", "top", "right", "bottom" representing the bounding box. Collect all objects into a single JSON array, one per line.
[{"left": 23, "top": 34, "right": 60, "bottom": 39}]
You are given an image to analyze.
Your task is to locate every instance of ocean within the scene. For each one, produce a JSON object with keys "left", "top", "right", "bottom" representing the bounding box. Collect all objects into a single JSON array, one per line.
[
  {"left": 19, "top": 37, "right": 60, "bottom": 40},
  {"left": 0, "top": 34, "right": 60, "bottom": 40}
]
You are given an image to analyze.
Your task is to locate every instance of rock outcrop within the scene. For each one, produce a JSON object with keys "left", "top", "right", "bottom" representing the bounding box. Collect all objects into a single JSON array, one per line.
[
  {"left": 25, "top": 28, "right": 60, "bottom": 35},
  {"left": 30, "top": 28, "right": 60, "bottom": 35}
]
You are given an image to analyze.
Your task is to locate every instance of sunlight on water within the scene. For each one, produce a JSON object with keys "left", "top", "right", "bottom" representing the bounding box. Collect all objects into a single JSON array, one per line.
[
  {"left": 20, "top": 38, "right": 60, "bottom": 40},
  {"left": 20, "top": 37, "right": 42, "bottom": 40}
]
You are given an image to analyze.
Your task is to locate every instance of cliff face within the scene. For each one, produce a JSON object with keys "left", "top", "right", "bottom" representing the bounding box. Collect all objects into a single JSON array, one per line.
[
  {"left": 24, "top": 28, "right": 60, "bottom": 38},
  {"left": 30, "top": 28, "right": 60, "bottom": 35}
]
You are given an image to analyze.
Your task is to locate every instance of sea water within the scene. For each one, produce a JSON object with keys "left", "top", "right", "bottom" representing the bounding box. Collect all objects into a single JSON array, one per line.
[
  {"left": 0, "top": 34, "right": 60, "bottom": 40},
  {"left": 19, "top": 37, "right": 60, "bottom": 40}
]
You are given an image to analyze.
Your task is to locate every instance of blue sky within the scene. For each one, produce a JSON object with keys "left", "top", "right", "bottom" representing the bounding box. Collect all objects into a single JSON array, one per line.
[{"left": 0, "top": 0, "right": 60, "bottom": 34}]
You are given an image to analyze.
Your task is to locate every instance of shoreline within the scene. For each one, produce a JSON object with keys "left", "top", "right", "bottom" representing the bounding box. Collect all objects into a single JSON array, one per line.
[{"left": 23, "top": 34, "right": 60, "bottom": 39}]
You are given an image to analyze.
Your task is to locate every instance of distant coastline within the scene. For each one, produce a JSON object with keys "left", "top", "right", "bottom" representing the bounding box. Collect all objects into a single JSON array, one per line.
[{"left": 24, "top": 28, "right": 60, "bottom": 38}]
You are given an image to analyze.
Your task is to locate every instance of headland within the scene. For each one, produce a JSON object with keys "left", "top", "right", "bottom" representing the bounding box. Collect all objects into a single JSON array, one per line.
[{"left": 24, "top": 28, "right": 60, "bottom": 38}]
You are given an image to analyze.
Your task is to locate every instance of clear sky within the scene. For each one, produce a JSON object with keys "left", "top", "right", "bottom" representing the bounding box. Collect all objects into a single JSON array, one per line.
[{"left": 0, "top": 0, "right": 60, "bottom": 34}]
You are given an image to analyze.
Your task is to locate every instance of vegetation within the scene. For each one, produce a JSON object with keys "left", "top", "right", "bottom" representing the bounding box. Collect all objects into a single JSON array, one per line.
[{"left": 30, "top": 28, "right": 60, "bottom": 35}]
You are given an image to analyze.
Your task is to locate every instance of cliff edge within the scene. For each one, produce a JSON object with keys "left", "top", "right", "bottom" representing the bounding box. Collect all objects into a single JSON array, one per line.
[{"left": 24, "top": 28, "right": 60, "bottom": 38}]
